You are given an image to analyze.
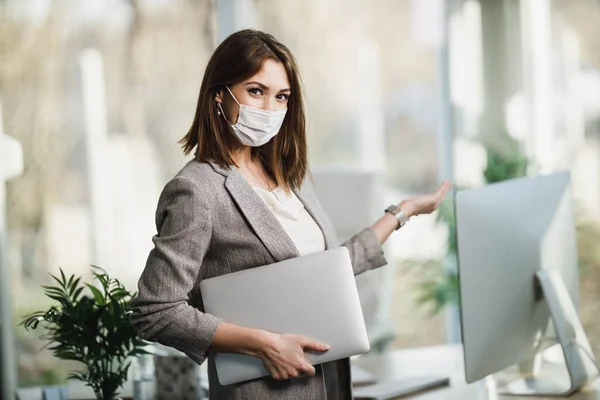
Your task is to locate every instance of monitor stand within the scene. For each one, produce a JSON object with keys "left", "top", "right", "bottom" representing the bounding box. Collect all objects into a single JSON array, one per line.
[{"left": 498, "top": 269, "right": 598, "bottom": 397}]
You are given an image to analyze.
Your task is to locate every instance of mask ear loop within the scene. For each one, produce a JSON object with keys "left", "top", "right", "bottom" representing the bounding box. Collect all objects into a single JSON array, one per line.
[
  {"left": 217, "top": 86, "right": 238, "bottom": 123},
  {"left": 225, "top": 86, "right": 241, "bottom": 106},
  {"left": 217, "top": 102, "right": 231, "bottom": 124},
  {"left": 217, "top": 102, "right": 237, "bottom": 127}
]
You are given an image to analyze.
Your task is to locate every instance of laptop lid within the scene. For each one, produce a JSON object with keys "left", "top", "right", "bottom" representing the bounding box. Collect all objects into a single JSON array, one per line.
[{"left": 200, "top": 247, "right": 370, "bottom": 385}]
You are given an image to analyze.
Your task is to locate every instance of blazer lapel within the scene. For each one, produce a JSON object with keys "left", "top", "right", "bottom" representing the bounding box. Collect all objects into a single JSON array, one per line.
[
  {"left": 292, "top": 183, "right": 336, "bottom": 250},
  {"left": 209, "top": 161, "right": 335, "bottom": 257},
  {"left": 224, "top": 170, "right": 300, "bottom": 262}
]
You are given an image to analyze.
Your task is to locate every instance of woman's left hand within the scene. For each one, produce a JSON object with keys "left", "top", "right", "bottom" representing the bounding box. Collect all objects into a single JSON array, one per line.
[{"left": 400, "top": 181, "right": 453, "bottom": 218}]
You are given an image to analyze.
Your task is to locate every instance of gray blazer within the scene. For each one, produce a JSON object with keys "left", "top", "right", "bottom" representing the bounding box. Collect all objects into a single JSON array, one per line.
[{"left": 130, "top": 160, "right": 388, "bottom": 400}]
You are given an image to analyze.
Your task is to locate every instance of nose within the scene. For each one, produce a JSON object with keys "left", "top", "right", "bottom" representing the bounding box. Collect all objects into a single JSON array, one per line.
[{"left": 263, "top": 97, "right": 277, "bottom": 111}]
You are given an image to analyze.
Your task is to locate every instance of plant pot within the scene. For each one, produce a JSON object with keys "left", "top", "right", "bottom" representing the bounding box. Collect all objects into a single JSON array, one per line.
[{"left": 153, "top": 344, "right": 206, "bottom": 400}]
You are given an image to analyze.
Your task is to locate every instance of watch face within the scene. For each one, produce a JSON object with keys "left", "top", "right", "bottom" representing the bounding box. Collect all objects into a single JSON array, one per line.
[{"left": 386, "top": 205, "right": 398, "bottom": 214}]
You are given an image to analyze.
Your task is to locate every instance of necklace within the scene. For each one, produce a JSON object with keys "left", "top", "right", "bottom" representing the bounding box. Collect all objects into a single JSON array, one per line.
[{"left": 237, "top": 167, "right": 281, "bottom": 202}]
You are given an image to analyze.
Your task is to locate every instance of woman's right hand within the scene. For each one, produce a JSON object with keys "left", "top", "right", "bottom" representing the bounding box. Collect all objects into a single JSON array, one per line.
[{"left": 259, "top": 332, "right": 330, "bottom": 380}]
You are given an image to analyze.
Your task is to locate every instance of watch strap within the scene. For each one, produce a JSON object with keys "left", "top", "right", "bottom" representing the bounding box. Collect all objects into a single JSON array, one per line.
[{"left": 385, "top": 204, "right": 409, "bottom": 230}]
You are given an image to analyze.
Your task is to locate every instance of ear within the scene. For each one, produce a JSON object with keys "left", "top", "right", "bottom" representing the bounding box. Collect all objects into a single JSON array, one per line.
[{"left": 215, "top": 89, "right": 223, "bottom": 104}]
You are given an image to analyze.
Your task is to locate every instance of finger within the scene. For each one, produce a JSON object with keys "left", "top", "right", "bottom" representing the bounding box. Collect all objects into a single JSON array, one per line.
[
  {"left": 264, "top": 361, "right": 281, "bottom": 380},
  {"left": 301, "top": 363, "right": 316, "bottom": 377},
  {"left": 437, "top": 181, "right": 452, "bottom": 196},
  {"left": 435, "top": 182, "right": 452, "bottom": 203},
  {"left": 275, "top": 365, "right": 289, "bottom": 380},
  {"left": 298, "top": 336, "right": 330, "bottom": 352}
]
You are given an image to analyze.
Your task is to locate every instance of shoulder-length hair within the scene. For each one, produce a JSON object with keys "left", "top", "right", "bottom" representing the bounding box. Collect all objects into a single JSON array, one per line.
[{"left": 180, "top": 29, "right": 308, "bottom": 191}]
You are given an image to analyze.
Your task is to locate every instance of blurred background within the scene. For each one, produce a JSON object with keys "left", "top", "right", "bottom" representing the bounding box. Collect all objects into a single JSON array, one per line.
[{"left": 1, "top": 0, "right": 600, "bottom": 392}]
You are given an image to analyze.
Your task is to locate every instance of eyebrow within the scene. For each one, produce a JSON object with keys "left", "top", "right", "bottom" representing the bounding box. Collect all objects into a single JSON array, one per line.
[{"left": 244, "top": 81, "right": 291, "bottom": 93}]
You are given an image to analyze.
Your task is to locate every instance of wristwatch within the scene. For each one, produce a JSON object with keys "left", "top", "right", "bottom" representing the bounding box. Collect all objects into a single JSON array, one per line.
[{"left": 385, "top": 204, "right": 410, "bottom": 230}]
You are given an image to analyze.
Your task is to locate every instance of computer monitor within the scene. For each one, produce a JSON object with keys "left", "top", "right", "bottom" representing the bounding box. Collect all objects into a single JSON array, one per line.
[{"left": 456, "top": 171, "right": 598, "bottom": 396}]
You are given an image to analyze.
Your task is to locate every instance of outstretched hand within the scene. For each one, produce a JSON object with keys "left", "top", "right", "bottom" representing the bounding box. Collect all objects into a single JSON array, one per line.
[{"left": 401, "top": 181, "right": 453, "bottom": 218}]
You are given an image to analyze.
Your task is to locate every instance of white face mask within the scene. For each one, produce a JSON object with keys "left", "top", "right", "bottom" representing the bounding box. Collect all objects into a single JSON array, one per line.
[{"left": 218, "top": 86, "right": 287, "bottom": 147}]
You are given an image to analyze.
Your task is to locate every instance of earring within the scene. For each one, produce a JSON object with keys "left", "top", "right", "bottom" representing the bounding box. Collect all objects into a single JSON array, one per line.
[{"left": 216, "top": 103, "right": 222, "bottom": 115}]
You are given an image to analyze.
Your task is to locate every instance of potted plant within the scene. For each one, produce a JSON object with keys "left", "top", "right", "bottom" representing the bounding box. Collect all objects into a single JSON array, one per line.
[{"left": 21, "top": 266, "right": 149, "bottom": 400}]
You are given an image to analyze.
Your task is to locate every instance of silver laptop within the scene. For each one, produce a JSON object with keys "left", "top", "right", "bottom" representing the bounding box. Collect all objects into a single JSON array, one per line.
[{"left": 200, "top": 247, "right": 370, "bottom": 385}]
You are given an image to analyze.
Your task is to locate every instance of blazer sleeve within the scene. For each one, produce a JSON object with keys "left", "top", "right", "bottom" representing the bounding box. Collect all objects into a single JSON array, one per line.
[
  {"left": 130, "top": 176, "right": 222, "bottom": 365},
  {"left": 342, "top": 227, "right": 388, "bottom": 276}
]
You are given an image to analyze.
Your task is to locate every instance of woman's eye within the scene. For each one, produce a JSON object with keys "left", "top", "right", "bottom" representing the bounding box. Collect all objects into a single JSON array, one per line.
[
  {"left": 277, "top": 94, "right": 290, "bottom": 101},
  {"left": 248, "top": 88, "right": 263, "bottom": 96}
]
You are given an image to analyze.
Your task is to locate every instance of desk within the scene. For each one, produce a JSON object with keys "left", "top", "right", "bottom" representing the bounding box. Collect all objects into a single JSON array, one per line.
[
  {"left": 18, "top": 345, "right": 600, "bottom": 400},
  {"left": 16, "top": 381, "right": 133, "bottom": 400},
  {"left": 353, "top": 345, "right": 600, "bottom": 399}
]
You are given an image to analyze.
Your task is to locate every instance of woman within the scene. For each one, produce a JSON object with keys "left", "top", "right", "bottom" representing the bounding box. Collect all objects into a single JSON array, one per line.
[{"left": 130, "top": 29, "right": 451, "bottom": 400}]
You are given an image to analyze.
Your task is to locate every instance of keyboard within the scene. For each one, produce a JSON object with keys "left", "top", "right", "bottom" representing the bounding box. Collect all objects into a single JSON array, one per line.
[{"left": 353, "top": 376, "right": 450, "bottom": 400}]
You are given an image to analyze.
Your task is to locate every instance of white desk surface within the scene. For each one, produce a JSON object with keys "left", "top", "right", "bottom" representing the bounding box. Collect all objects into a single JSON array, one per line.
[
  {"left": 353, "top": 344, "right": 600, "bottom": 399},
  {"left": 17, "top": 344, "right": 600, "bottom": 399}
]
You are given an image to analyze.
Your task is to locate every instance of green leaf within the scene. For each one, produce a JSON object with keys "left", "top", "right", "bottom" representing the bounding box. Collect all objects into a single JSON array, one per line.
[
  {"left": 60, "top": 268, "right": 67, "bottom": 286},
  {"left": 90, "top": 264, "right": 105, "bottom": 273},
  {"left": 67, "top": 371, "right": 88, "bottom": 383},
  {"left": 86, "top": 283, "right": 105, "bottom": 305},
  {"left": 50, "top": 274, "right": 66, "bottom": 291},
  {"left": 41, "top": 285, "right": 64, "bottom": 293},
  {"left": 55, "top": 349, "right": 82, "bottom": 362},
  {"left": 72, "top": 286, "right": 85, "bottom": 301},
  {"left": 69, "top": 277, "right": 82, "bottom": 296},
  {"left": 22, "top": 316, "right": 43, "bottom": 331},
  {"left": 46, "top": 294, "right": 71, "bottom": 307}
]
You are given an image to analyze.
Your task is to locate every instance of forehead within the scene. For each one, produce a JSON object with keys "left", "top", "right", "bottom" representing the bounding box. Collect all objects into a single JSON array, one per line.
[{"left": 242, "top": 59, "right": 290, "bottom": 89}]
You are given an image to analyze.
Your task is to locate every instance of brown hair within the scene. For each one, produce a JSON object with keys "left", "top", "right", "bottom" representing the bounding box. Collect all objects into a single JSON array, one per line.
[{"left": 179, "top": 29, "right": 308, "bottom": 191}]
